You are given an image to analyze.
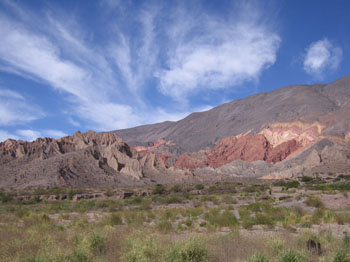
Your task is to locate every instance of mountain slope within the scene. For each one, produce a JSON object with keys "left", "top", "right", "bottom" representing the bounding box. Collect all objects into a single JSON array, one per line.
[{"left": 115, "top": 76, "right": 350, "bottom": 153}]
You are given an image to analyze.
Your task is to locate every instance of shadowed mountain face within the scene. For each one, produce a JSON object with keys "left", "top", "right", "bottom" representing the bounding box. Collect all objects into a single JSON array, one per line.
[{"left": 115, "top": 76, "right": 350, "bottom": 153}]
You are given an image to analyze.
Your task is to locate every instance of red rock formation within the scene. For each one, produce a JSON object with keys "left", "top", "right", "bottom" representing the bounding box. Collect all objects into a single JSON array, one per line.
[
  {"left": 175, "top": 134, "right": 302, "bottom": 169},
  {"left": 267, "top": 139, "right": 301, "bottom": 163}
]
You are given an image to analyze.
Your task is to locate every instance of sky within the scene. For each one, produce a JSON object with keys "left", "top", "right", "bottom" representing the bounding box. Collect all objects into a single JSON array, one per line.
[{"left": 0, "top": 0, "right": 349, "bottom": 142}]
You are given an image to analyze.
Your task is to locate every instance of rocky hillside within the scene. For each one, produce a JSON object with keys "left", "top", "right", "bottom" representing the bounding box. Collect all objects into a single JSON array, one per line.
[
  {"left": 115, "top": 76, "right": 350, "bottom": 153},
  {"left": 0, "top": 131, "right": 192, "bottom": 190},
  {"left": 2, "top": 76, "right": 350, "bottom": 189},
  {"left": 113, "top": 76, "right": 350, "bottom": 179}
]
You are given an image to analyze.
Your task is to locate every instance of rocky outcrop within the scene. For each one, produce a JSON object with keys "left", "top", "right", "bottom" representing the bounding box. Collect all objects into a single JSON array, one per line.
[
  {"left": 0, "top": 131, "right": 189, "bottom": 189},
  {"left": 175, "top": 134, "right": 302, "bottom": 169}
]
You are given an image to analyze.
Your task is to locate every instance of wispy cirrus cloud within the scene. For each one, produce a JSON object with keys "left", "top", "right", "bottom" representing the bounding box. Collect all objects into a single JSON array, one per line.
[
  {"left": 0, "top": 0, "right": 281, "bottom": 138},
  {"left": 303, "top": 38, "right": 342, "bottom": 79},
  {"left": 0, "top": 88, "right": 44, "bottom": 126}
]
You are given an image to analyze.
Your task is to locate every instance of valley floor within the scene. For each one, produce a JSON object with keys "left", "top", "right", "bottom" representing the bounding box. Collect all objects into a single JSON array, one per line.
[{"left": 1, "top": 176, "right": 350, "bottom": 261}]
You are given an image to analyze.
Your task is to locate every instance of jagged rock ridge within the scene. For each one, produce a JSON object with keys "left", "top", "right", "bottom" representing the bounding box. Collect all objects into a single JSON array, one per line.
[{"left": 0, "top": 131, "right": 191, "bottom": 190}]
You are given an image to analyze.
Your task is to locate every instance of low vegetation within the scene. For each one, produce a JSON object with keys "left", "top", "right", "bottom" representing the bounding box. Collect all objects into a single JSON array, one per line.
[{"left": 1, "top": 178, "right": 350, "bottom": 261}]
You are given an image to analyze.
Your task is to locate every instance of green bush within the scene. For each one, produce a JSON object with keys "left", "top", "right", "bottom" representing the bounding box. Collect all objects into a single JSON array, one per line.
[
  {"left": 279, "top": 249, "right": 306, "bottom": 262},
  {"left": 125, "top": 235, "right": 160, "bottom": 262},
  {"left": 204, "top": 209, "right": 238, "bottom": 227},
  {"left": 255, "top": 213, "right": 275, "bottom": 227},
  {"left": 333, "top": 249, "right": 350, "bottom": 262},
  {"left": 157, "top": 220, "right": 173, "bottom": 233},
  {"left": 164, "top": 239, "right": 208, "bottom": 262},
  {"left": 171, "top": 185, "right": 183, "bottom": 193},
  {"left": 195, "top": 184, "right": 204, "bottom": 190},
  {"left": 89, "top": 233, "right": 106, "bottom": 254},
  {"left": 153, "top": 184, "right": 165, "bottom": 195},
  {"left": 305, "top": 196, "right": 324, "bottom": 208},
  {"left": 249, "top": 252, "right": 270, "bottom": 262},
  {"left": 109, "top": 213, "right": 123, "bottom": 225},
  {"left": 0, "top": 191, "right": 12, "bottom": 203},
  {"left": 273, "top": 180, "right": 300, "bottom": 189},
  {"left": 164, "top": 195, "right": 185, "bottom": 204}
]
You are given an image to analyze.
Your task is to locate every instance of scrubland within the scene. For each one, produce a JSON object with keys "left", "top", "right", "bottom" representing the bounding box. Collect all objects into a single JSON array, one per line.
[{"left": 1, "top": 175, "right": 350, "bottom": 261}]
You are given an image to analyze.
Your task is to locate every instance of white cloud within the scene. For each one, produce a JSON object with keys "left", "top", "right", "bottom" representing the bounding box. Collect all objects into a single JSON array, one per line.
[
  {"left": 0, "top": 130, "right": 19, "bottom": 141},
  {"left": 0, "top": 1, "right": 281, "bottom": 132},
  {"left": 0, "top": 17, "right": 97, "bottom": 102},
  {"left": 156, "top": 6, "right": 281, "bottom": 101},
  {"left": 76, "top": 102, "right": 142, "bottom": 131},
  {"left": 68, "top": 117, "right": 81, "bottom": 127},
  {"left": 16, "top": 129, "right": 42, "bottom": 141},
  {"left": 43, "top": 129, "right": 67, "bottom": 138},
  {"left": 0, "top": 129, "right": 68, "bottom": 142},
  {"left": 303, "top": 38, "right": 342, "bottom": 79},
  {"left": 0, "top": 88, "right": 44, "bottom": 126}
]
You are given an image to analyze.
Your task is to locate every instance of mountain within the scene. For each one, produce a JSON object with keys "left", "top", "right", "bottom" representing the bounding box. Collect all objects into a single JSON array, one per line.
[
  {"left": 115, "top": 76, "right": 350, "bottom": 153},
  {"left": 114, "top": 76, "right": 350, "bottom": 179},
  {"left": 0, "top": 131, "right": 192, "bottom": 190},
  {"left": 1, "top": 76, "right": 350, "bottom": 189}
]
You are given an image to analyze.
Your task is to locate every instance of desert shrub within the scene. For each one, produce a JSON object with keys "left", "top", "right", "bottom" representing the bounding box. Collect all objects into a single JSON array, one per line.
[
  {"left": 33, "top": 186, "right": 67, "bottom": 195},
  {"left": 109, "top": 213, "right": 123, "bottom": 226},
  {"left": 244, "top": 185, "right": 269, "bottom": 193},
  {"left": 104, "top": 188, "right": 114, "bottom": 197},
  {"left": 125, "top": 196, "right": 143, "bottom": 205},
  {"left": 0, "top": 191, "right": 12, "bottom": 203},
  {"left": 153, "top": 184, "right": 165, "bottom": 195},
  {"left": 333, "top": 249, "right": 350, "bottom": 262},
  {"left": 278, "top": 249, "right": 307, "bottom": 262},
  {"left": 311, "top": 208, "right": 325, "bottom": 224},
  {"left": 164, "top": 195, "right": 185, "bottom": 204},
  {"left": 73, "top": 200, "right": 96, "bottom": 212},
  {"left": 300, "top": 176, "right": 314, "bottom": 183},
  {"left": 267, "top": 237, "right": 285, "bottom": 256},
  {"left": 125, "top": 235, "right": 161, "bottom": 262},
  {"left": 200, "top": 195, "right": 218, "bottom": 203},
  {"left": 291, "top": 205, "right": 305, "bottom": 217},
  {"left": 157, "top": 220, "right": 173, "bottom": 233},
  {"left": 195, "top": 184, "right": 204, "bottom": 190},
  {"left": 171, "top": 185, "right": 183, "bottom": 193},
  {"left": 273, "top": 180, "right": 300, "bottom": 189},
  {"left": 208, "top": 185, "right": 217, "bottom": 193},
  {"left": 249, "top": 252, "right": 269, "bottom": 262},
  {"left": 312, "top": 182, "right": 350, "bottom": 191},
  {"left": 89, "top": 232, "right": 106, "bottom": 254},
  {"left": 339, "top": 174, "right": 350, "bottom": 180},
  {"left": 255, "top": 213, "right": 275, "bottom": 227},
  {"left": 184, "top": 218, "right": 193, "bottom": 228},
  {"left": 164, "top": 239, "right": 208, "bottom": 262},
  {"left": 222, "top": 195, "right": 237, "bottom": 204},
  {"left": 204, "top": 209, "right": 238, "bottom": 227},
  {"left": 305, "top": 196, "right": 324, "bottom": 208}
]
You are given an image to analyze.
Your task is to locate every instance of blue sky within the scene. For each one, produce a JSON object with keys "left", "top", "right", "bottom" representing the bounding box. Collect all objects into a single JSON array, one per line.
[{"left": 0, "top": 0, "right": 349, "bottom": 141}]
